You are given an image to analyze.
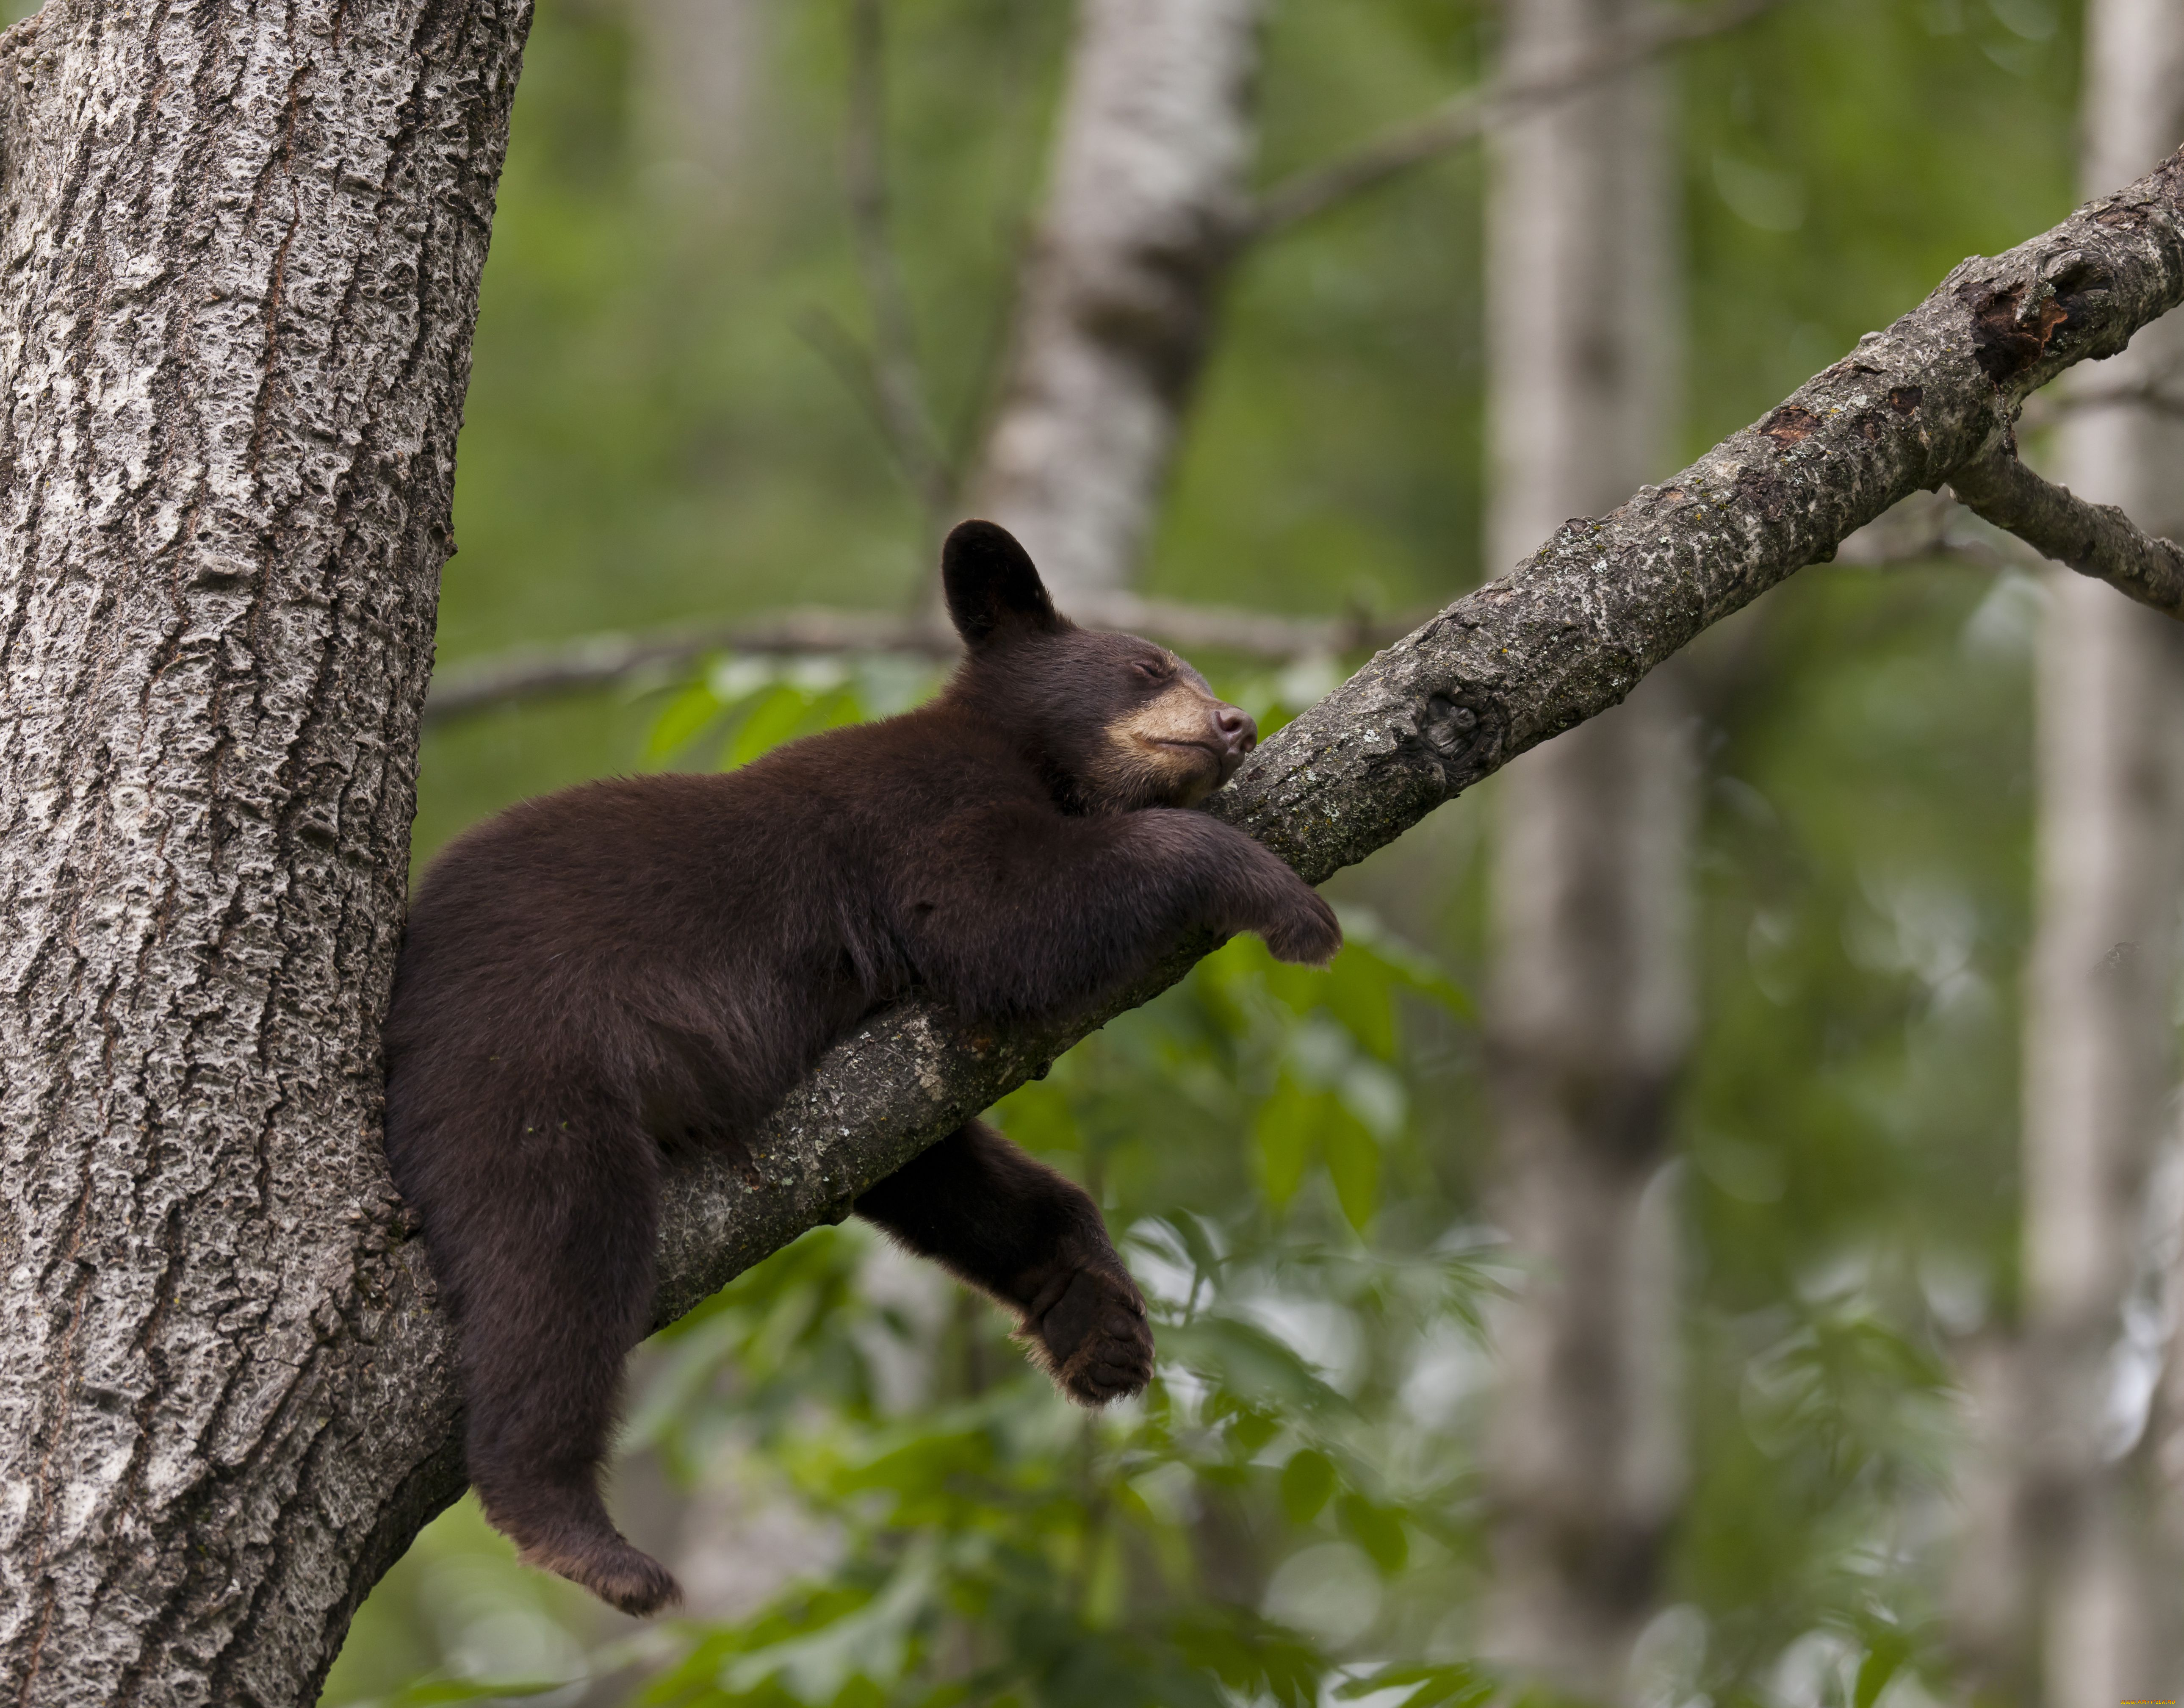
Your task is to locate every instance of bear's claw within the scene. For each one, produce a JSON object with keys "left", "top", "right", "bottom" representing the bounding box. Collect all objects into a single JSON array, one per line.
[
  {"left": 1025, "top": 1262, "right": 1154, "bottom": 1405},
  {"left": 1263, "top": 887, "right": 1343, "bottom": 968},
  {"left": 516, "top": 1532, "right": 683, "bottom": 1618}
]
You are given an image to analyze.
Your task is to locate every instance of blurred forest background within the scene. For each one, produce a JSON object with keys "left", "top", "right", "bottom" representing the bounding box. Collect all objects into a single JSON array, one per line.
[{"left": 302, "top": 0, "right": 2184, "bottom": 1702}]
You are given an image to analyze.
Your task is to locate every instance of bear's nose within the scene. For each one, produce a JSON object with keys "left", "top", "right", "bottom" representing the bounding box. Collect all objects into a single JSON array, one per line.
[{"left": 1215, "top": 704, "right": 1257, "bottom": 756}]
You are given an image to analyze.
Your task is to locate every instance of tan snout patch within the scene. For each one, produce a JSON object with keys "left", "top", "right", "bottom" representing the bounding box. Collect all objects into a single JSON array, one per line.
[{"left": 1097, "top": 679, "right": 1240, "bottom": 808}]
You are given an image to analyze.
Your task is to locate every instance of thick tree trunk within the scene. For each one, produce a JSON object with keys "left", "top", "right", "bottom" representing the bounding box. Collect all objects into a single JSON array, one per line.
[
  {"left": 0, "top": 0, "right": 526, "bottom": 1701},
  {"left": 965, "top": 0, "right": 1262, "bottom": 597},
  {"left": 1478, "top": 0, "right": 1691, "bottom": 1695},
  {"left": 2000, "top": 4, "right": 2184, "bottom": 1698}
]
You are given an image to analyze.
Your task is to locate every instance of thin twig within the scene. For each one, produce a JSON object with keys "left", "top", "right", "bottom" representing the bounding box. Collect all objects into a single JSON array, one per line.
[
  {"left": 421, "top": 594, "right": 1417, "bottom": 727},
  {"left": 1947, "top": 436, "right": 2184, "bottom": 618},
  {"left": 843, "top": 0, "right": 954, "bottom": 521},
  {"left": 1242, "top": 0, "right": 1789, "bottom": 241}
]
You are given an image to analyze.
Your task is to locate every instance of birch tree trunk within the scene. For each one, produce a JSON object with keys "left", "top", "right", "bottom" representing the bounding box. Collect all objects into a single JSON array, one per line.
[
  {"left": 965, "top": 0, "right": 1263, "bottom": 598},
  {"left": 2007, "top": 5, "right": 2184, "bottom": 1698},
  {"left": 0, "top": 0, "right": 526, "bottom": 1700},
  {"left": 1479, "top": 0, "right": 1691, "bottom": 1694}
]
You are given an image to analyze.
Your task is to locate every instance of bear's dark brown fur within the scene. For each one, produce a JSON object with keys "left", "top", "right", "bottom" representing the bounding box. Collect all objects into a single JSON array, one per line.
[{"left": 382, "top": 521, "right": 1341, "bottom": 1614}]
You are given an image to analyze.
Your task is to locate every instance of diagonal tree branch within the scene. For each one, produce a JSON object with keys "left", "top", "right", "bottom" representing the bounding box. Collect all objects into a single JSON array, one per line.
[
  {"left": 1947, "top": 435, "right": 2184, "bottom": 616},
  {"left": 638, "top": 149, "right": 2184, "bottom": 1305},
  {"left": 359, "top": 150, "right": 2184, "bottom": 1620}
]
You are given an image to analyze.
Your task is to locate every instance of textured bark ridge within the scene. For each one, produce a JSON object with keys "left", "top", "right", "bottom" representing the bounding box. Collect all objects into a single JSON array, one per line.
[{"left": 0, "top": 0, "right": 528, "bottom": 1702}]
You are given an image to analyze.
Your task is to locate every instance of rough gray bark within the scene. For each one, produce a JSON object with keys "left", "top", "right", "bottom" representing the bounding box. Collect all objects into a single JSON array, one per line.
[
  {"left": 1977, "top": 4, "right": 2184, "bottom": 1697},
  {"left": 1477, "top": 0, "right": 1690, "bottom": 1693},
  {"left": 965, "top": 0, "right": 1264, "bottom": 596},
  {"left": 0, "top": 0, "right": 527, "bottom": 1701}
]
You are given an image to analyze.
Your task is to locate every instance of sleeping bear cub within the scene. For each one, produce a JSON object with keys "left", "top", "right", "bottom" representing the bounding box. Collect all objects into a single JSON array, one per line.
[{"left": 382, "top": 519, "right": 1341, "bottom": 1615}]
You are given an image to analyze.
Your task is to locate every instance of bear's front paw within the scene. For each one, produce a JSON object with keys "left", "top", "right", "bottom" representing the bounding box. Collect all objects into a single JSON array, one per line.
[
  {"left": 1021, "top": 1260, "right": 1154, "bottom": 1405},
  {"left": 1261, "top": 886, "right": 1342, "bottom": 968}
]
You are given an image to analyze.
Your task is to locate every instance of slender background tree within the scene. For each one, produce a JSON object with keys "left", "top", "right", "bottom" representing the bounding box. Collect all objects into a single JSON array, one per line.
[
  {"left": 1478, "top": 0, "right": 1691, "bottom": 1697},
  {"left": 1951, "top": 0, "right": 2184, "bottom": 1698}
]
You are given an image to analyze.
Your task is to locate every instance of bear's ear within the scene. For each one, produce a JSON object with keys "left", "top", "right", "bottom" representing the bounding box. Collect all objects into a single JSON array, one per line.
[{"left": 943, "top": 520, "right": 1062, "bottom": 647}]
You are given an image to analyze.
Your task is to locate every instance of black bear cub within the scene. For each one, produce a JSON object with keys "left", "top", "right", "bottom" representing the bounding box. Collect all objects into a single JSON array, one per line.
[{"left": 382, "top": 520, "right": 1341, "bottom": 1615}]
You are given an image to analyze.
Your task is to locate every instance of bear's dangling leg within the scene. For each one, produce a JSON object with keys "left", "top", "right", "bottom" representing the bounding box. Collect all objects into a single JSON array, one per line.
[
  {"left": 417, "top": 1082, "right": 682, "bottom": 1616},
  {"left": 854, "top": 1120, "right": 1154, "bottom": 1403}
]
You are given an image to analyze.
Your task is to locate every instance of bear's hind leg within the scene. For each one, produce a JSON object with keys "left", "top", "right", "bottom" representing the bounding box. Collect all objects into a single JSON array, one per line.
[
  {"left": 854, "top": 1120, "right": 1153, "bottom": 1403},
  {"left": 419, "top": 1084, "right": 682, "bottom": 1616}
]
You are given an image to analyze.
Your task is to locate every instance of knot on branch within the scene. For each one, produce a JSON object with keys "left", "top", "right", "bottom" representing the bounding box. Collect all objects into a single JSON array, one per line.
[
  {"left": 1961, "top": 253, "right": 2113, "bottom": 383},
  {"left": 1414, "top": 689, "right": 1500, "bottom": 793}
]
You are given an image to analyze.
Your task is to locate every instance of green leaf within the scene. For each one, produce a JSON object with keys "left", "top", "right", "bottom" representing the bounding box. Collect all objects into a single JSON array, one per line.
[
  {"left": 1321, "top": 1101, "right": 1380, "bottom": 1231},
  {"left": 1159, "top": 1316, "right": 1348, "bottom": 1416},
  {"left": 643, "top": 677, "right": 731, "bottom": 767},
  {"left": 1323, "top": 944, "right": 1399, "bottom": 1059},
  {"left": 1169, "top": 1609, "right": 1327, "bottom": 1708},
  {"left": 722, "top": 683, "right": 822, "bottom": 768},
  {"left": 1854, "top": 1629, "right": 1910, "bottom": 1708},
  {"left": 1278, "top": 1448, "right": 1337, "bottom": 1524},
  {"left": 1253, "top": 1076, "right": 1323, "bottom": 1211},
  {"left": 1167, "top": 1212, "right": 1227, "bottom": 1298},
  {"left": 1334, "top": 908, "right": 1475, "bottom": 1021},
  {"left": 1337, "top": 1492, "right": 1408, "bottom": 1574},
  {"left": 1225, "top": 1405, "right": 1282, "bottom": 1458}
]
